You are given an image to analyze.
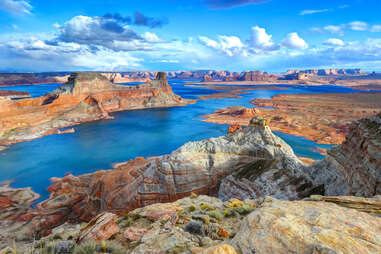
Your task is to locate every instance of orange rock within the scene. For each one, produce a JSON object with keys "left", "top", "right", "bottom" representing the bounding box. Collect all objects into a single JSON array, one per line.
[
  {"left": 123, "top": 227, "right": 149, "bottom": 242},
  {"left": 228, "top": 124, "right": 242, "bottom": 134},
  {"left": 76, "top": 212, "right": 120, "bottom": 243}
]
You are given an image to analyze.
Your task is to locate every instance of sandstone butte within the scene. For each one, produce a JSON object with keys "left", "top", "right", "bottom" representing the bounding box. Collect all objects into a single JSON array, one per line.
[
  {"left": 0, "top": 112, "right": 379, "bottom": 252},
  {"left": 0, "top": 72, "right": 190, "bottom": 147},
  {"left": 202, "top": 92, "right": 381, "bottom": 145}
]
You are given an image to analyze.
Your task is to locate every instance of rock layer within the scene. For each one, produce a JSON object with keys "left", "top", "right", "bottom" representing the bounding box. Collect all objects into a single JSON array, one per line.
[{"left": 231, "top": 197, "right": 381, "bottom": 254}]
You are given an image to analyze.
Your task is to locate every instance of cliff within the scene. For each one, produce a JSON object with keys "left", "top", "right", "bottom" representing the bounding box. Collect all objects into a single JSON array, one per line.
[{"left": 0, "top": 72, "right": 189, "bottom": 146}]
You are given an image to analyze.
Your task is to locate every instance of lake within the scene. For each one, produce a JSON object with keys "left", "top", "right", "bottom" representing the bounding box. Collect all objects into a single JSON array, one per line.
[{"left": 0, "top": 81, "right": 362, "bottom": 200}]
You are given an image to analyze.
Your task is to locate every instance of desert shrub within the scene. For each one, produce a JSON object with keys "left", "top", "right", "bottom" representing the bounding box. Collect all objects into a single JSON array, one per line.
[
  {"left": 188, "top": 205, "right": 196, "bottom": 212},
  {"left": 95, "top": 241, "right": 126, "bottom": 254},
  {"left": 73, "top": 241, "right": 96, "bottom": 254},
  {"left": 207, "top": 210, "right": 223, "bottom": 221},
  {"left": 236, "top": 205, "right": 255, "bottom": 215}
]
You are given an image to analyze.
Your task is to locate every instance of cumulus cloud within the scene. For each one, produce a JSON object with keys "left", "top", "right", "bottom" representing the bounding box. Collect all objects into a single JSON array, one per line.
[
  {"left": 206, "top": 0, "right": 270, "bottom": 9},
  {"left": 247, "top": 26, "right": 279, "bottom": 52},
  {"left": 324, "top": 25, "right": 344, "bottom": 35},
  {"left": 0, "top": 0, "right": 32, "bottom": 15},
  {"left": 348, "top": 21, "right": 368, "bottom": 31},
  {"left": 300, "top": 9, "right": 329, "bottom": 15},
  {"left": 323, "top": 38, "right": 345, "bottom": 46},
  {"left": 199, "top": 35, "right": 246, "bottom": 56},
  {"left": 281, "top": 32, "right": 308, "bottom": 50},
  {"left": 0, "top": 35, "right": 143, "bottom": 71}
]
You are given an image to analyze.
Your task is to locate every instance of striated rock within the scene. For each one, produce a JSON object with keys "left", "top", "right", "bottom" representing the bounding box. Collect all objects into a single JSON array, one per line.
[
  {"left": 0, "top": 72, "right": 189, "bottom": 146},
  {"left": 310, "top": 113, "right": 381, "bottom": 196},
  {"left": 0, "top": 185, "right": 40, "bottom": 248},
  {"left": 307, "top": 195, "right": 381, "bottom": 216},
  {"left": 76, "top": 212, "right": 119, "bottom": 243},
  {"left": 231, "top": 198, "right": 381, "bottom": 254}
]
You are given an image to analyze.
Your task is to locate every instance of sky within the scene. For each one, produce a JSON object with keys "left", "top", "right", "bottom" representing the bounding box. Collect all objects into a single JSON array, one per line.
[{"left": 0, "top": 0, "right": 380, "bottom": 72}]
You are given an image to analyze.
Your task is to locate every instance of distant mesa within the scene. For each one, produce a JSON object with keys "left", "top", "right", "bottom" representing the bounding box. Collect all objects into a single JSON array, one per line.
[{"left": 0, "top": 72, "right": 190, "bottom": 147}]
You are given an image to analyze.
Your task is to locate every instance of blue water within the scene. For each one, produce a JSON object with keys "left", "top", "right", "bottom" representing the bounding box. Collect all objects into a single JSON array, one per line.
[
  {"left": 0, "top": 81, "right": 364, "bottom": 201},
  {"left": 0, "top": 84, "right": 61, "bottom": 97}
]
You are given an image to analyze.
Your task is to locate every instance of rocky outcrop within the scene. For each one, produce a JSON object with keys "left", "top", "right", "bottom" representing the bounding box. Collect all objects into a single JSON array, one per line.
[
  {"left": 0, "top": 72, "right": 189, "bottom": 146},
  {"left": 76, "top": 212, "right": 119, "bottom": 243},
  {"left": 12, "top": 195, "right": 381, "bottom": 253},
  {"left": 309, "top": 112, "right": 381, "bottom": 196},
  {"left": 219, "top": 113, "right": 381, "bottom": 201},
  {"left": 231, "top": 197, "right": 381, "bottom": 254}
]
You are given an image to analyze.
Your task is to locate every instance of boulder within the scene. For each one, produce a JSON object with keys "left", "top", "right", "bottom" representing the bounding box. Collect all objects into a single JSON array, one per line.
[
  {"left": 76, "top": 212, "right": 119, "bottom": 243},
  {"left": 231, "top": 198, "right": 381, "bottom": 254}
]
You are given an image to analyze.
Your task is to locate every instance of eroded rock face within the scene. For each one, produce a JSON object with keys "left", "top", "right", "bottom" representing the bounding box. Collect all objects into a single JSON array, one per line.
[
  {"left": 0, "top": 72, "right": 188, "bottom": 146},
  {"left": 309, "top": 112, "right": 381, "bottom": 196},
  {"left": 231, "top": 198, "right": 381, "bottom": 254}
]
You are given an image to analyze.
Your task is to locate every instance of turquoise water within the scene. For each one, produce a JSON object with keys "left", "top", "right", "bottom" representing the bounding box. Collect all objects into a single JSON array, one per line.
[{"left": 0, "top": 81, "right": 363, "bottom": 200}]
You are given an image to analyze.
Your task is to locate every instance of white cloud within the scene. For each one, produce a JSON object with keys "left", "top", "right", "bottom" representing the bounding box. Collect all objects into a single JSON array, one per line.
[
  {"left": 323, "top": 38, "right": 344, "bottom": 46},
  {"left": 281, "top": 32, "right": 308, "bottom": 50},
  {"left": 310, "top": 27, "right": 324, "bottom": 33},
  {"left": 300, "top": 9, "right": 329, "bottom": 15},
  {"left": 0, "top": 0, "right": 32, "bottom": 15},
  {"left": 324, "top": 25, "right": 344, "bottom": 35},
  {"left": 247, "top": 26, "right": 279, "bottom": 52},
  {"left": 348, "top": 21, "right": 368, "bottom": 31},
  {"left": 0, "top": 35, "right": 143, "bottom": 71},
  {"left": 141, "top": 32, "right": 161, "bottom": 43},
  {"left": 198, "top": 35, "right": 246, "bottom": 56},
  {"left": 370, "top": 25, "right": 381, "bottom": 33}
]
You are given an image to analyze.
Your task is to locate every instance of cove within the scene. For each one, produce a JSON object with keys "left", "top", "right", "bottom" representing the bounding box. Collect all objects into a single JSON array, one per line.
[{"left": 0, "top": 81, "right": 363, "bottom": 200}]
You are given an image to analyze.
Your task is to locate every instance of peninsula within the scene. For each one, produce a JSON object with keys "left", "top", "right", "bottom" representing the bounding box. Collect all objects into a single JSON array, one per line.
[{"left": 0, "top": 72, "right": 190, "bottom": 147}]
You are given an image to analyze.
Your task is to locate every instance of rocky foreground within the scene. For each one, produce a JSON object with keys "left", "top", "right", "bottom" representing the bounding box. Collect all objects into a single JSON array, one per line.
[
  {"left": 0, "top": 72, "right": 189, "bottom": 148},
  {"left": 0, "top": 112, "right": 380, "bottom": 253},
  {"left": 202, "top": 92, "right": 381, "bottom": 144}
]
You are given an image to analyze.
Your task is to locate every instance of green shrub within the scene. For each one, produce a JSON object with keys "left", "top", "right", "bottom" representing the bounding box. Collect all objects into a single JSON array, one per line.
[
  {"left": 73, "top": 241, "right": 96, "bottom": 254},
  {"left": 96, "top": 241, "right": 126, "bottom": 254},
  {"left": 236, "top": 205, "right": 255, "bottom": 215},
  {"left": 207, "top": 210, "right": 223, "bottom": 221},
  {"left": 188, "top": 205, "right": 196, "bottom": 212}
]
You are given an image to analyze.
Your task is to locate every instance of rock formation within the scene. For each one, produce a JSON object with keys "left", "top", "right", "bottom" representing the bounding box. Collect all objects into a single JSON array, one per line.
[
  {"left": 6, "top": 194, "right": 381, "bottom": 253},
  {"left": 219, "top": 113, "right": 381, "bottom": 201},
  {"left": 0, "top": 72, "right": 189, "bottom": 146},
  {"left": 0, "top": 113, "right": 380, "bottom": 248},
  {"left": 231, "top": 196, "right": 381, "bottom": 254},
  {"left": 309, "top": 112, "right": 381, "bottom": 196}
]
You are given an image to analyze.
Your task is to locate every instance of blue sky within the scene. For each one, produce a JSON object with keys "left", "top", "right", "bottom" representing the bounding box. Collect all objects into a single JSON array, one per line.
[{"left": 0, "top": 0, "right": 380, "bottom": 72}]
